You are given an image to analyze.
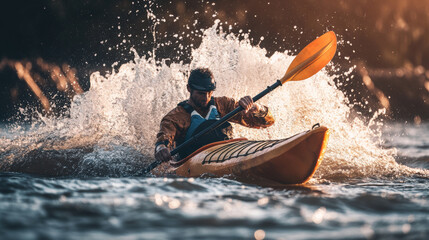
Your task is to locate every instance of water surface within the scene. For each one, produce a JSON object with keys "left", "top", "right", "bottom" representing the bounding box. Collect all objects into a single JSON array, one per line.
[{"left": 1, "top": 123, "right": 428, "bottom": 240}]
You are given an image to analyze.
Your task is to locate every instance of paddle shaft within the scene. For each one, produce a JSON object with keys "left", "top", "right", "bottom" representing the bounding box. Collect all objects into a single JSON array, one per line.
[
  {"left": 144, "top": 79, "right": 284, "bottom": 174},
  {"left": 172, "top": 79, "right": 283, "bottom": 156}
]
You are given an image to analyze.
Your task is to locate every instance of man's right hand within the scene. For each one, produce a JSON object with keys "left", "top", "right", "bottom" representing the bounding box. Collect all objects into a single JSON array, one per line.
[{"left": 155, "top": 144, "right": 172, "bottom": 162}]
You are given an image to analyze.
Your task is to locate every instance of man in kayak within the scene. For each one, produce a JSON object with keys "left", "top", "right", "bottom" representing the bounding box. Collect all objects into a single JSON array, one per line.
[{"left": 155, "top": 68, "right": 275, "bottom": 162}]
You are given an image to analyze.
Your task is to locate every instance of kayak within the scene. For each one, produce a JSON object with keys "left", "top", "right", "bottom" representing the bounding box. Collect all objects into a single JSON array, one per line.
[{"left": 157, "top": 125, "right": 329, "bottom": 186}]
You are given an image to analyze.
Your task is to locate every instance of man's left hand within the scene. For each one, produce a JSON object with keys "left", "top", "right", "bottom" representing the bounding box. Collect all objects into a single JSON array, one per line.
[{"left": 239, "top": 96, "right": 260, "bottom": 113}]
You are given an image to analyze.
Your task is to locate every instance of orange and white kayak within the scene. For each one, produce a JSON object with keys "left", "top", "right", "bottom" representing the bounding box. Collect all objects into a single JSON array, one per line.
[{"left": 157, "top": 126, "right": 329, "bottom": 186}]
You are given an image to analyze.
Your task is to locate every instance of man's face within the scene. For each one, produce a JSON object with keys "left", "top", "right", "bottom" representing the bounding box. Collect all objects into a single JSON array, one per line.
[{"left": 190, "top": 89, "right": 214, "bottom": 108}]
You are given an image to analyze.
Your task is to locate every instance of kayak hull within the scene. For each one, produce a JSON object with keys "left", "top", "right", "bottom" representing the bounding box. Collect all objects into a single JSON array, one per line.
[{"left": 157, "top": 126, "right": 329, "bottom": 185}]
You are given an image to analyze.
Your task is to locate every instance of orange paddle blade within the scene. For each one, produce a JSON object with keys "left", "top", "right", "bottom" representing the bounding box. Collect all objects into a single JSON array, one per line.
[{"left": 280, "top": 31, "right": 337, "bottom": 83}]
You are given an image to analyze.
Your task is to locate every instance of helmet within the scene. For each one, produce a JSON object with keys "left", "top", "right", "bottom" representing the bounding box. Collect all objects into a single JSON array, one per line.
[{"left": 188, "top": 68, "right": 216, "bottom": 91}]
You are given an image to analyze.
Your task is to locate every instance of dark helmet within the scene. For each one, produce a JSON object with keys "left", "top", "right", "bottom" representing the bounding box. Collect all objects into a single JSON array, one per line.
[{"left": 188, "top": 68, "right": 216, "bottom": 91}]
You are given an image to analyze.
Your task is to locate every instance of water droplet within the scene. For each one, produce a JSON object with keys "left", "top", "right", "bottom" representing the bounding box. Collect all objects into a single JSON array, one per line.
[
  {"left": 311, "top": 207, "right": 326, "bottom": 224},
  {"left": 254, "top": 229, "right": 265, "bottom": 240},
  {"left": 168, "top": 199, "right": 181, "bottom": 209},
  {"left": 257, "top": 197, "right": 269, "bottom": 206}
]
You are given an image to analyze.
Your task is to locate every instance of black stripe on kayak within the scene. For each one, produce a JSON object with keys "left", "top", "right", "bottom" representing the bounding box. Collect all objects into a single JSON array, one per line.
[{"left": 201, "top": 131, "right": 309, "bottom": 164}]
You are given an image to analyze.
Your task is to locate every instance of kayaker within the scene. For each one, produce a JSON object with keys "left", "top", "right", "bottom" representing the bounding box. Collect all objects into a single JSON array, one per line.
[{"left": 155, "top": 68, "right": 275, "bottom": 162}]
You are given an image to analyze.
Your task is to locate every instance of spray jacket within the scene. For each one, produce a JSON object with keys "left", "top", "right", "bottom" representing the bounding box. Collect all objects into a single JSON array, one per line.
[{"left": 155, "top": 96, "right": 275, "bottom": 156}]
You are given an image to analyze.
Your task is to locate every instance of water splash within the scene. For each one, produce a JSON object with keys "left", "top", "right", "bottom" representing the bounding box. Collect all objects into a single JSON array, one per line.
[{"left": 0, "top": 21, "right": 427, "bottom": 179}]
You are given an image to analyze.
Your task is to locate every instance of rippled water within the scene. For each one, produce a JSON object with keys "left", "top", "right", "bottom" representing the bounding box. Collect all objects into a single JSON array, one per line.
[{"left": 1, "top": 124, "right": 428, "bottom": 240}]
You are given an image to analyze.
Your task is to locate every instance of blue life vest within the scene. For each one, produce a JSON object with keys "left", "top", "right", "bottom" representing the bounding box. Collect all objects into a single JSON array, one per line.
[
  {"left": 177, "top": 99, "right": 233, "bottom": 158},
  {"left": 184, "top": 104, "right": 221, "bottom": 141}
]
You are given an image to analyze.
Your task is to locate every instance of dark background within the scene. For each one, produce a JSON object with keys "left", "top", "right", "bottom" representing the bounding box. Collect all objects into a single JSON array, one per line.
[{"left": 1, "top": 0, "right": 429, "bottom": 122}]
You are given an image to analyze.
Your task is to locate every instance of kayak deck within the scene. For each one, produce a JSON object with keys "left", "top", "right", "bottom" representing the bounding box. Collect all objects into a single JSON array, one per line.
[{"left": 155, "top": 126, "right": 329, "bottom": 186}]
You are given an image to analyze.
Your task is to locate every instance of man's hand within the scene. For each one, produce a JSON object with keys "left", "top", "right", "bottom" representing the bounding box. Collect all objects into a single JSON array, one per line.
[
  {"left": 239, "top": 96, "right": 260, "bottom": 113},
  {"left": 155, "top": 144, "right": 172, "bottom": 162}
]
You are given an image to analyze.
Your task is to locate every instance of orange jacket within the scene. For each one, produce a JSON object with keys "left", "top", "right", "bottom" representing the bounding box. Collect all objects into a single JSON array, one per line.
[{"left": 155, "top": 96, "right": 275, "bottom": 148}]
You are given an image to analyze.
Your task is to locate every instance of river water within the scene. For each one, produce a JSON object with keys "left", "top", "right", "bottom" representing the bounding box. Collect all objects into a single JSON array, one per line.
[
  {"left": 0, "top": 123, "right": 428, "bottom": 240},
  {"left": 1, "top": 23, "right": 429, "bottom": 239}
]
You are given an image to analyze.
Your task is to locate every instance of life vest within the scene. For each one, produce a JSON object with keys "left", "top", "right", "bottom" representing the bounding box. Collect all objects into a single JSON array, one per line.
[{"left": 177, "top": 99, "right": 233, "bottom": 158}]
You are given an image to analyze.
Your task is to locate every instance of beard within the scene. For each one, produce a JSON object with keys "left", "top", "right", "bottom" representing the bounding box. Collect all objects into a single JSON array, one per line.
[{"left": 191, "top": 95, "right": 209, "bottom": 109}]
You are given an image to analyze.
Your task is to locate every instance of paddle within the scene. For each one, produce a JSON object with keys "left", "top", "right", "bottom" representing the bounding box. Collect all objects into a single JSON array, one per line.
[{"left": 144, "top": 31, "right": 337, "bottom": 174}]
